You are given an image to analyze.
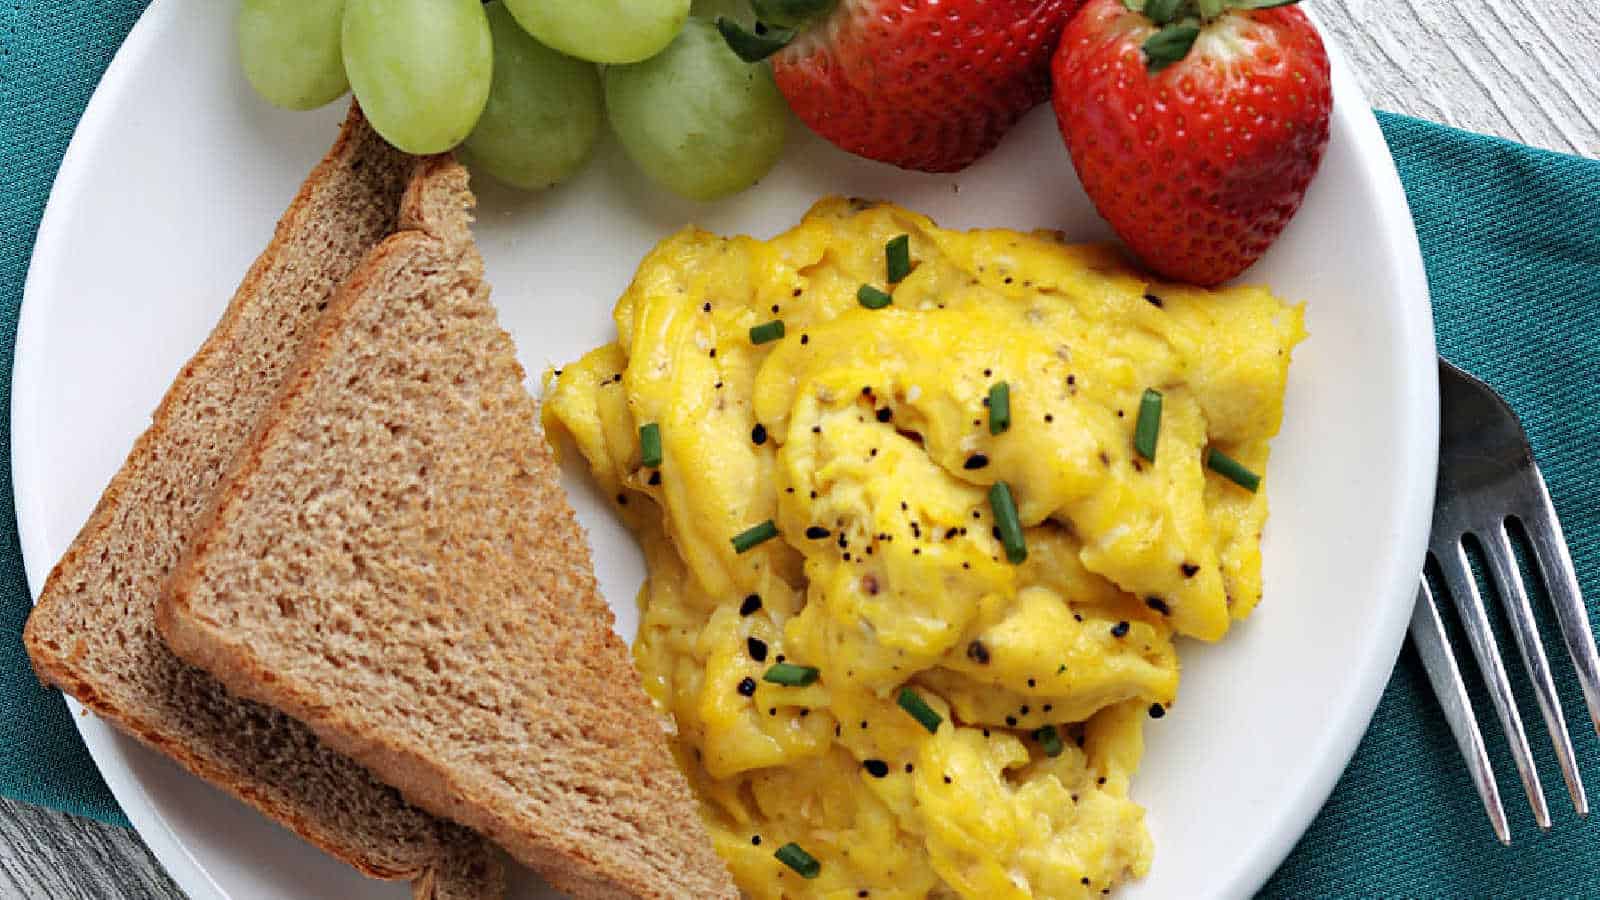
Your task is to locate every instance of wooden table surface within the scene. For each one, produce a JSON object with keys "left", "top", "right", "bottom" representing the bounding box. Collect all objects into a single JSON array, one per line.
[{"left": 3, "top": 1, "right": 1597, "bottom": 898}]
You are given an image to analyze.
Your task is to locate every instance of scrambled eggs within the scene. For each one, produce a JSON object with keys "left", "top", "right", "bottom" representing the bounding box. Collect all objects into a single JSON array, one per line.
[{"left": 544, "top": 198, "right": 1305, "bottom": 898}]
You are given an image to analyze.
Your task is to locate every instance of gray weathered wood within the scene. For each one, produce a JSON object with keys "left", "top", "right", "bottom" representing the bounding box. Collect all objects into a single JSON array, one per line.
[
  {"left": 2, "top": 2, "right": 1595, "bottom": 899},
  {"left": 1323, "top": 0, "right": 1598, "bottom": 158},
  {"left": 0, "top": 797, "right": 180, "bottom": 899}
]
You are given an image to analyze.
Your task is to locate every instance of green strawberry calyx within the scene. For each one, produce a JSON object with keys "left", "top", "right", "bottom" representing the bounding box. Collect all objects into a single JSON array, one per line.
[
  {"left": 719, "top": 0, "right": 839, "bottom": 62},
  {"left": 1122, "top": 0, "right": 1301, "bottom": 73}
]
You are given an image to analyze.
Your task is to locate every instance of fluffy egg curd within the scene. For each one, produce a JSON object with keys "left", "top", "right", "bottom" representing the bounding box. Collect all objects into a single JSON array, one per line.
[{"left": 543, "top": 198, "right": 1305, "bottom": 899}]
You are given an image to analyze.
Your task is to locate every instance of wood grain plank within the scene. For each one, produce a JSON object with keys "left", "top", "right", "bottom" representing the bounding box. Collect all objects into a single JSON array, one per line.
[
  {"left": 0, "top": 797, "right": 183, "bottom": 899},
  {"left": 1, "top": 1, "right": 1595, "bottom": 899},
  {"left": 1325, "top": 0, "right": 1599, "bottom": 157}
]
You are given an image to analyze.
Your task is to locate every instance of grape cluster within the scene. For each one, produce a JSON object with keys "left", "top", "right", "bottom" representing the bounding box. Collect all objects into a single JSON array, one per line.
[{"left": 239, "top": 0, "right": 787, "bottom": 200}]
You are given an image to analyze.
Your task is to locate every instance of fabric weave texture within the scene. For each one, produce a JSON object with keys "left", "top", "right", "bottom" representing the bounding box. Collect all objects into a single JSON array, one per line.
[{"left": 2, "top": 1, "right": 1598, "bottom": 894}]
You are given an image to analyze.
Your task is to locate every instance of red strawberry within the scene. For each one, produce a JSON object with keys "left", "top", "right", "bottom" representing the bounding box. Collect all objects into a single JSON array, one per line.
[
  {"left": 720, "top": 0, "right": 1083, "bottom": 173},
  {"left": 1052, "top": 0, "right": 1332, "bottom": 285}
]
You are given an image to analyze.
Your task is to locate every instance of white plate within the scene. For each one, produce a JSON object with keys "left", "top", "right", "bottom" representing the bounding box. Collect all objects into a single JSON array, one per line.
[{"left": 12, "top": 1, "right": 1437, "bottom": 897}]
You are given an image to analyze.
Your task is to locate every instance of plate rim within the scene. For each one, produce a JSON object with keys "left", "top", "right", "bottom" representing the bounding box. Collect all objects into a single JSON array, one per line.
[
  {"left": 1211, "top": 15, "right": 1440, "bottom": 894},
  {"left": 10, "top": 1, "right": 1438, "bottom": 897},
  {"left": 13, "top": 1, "right": 232, "bottom": 898}
]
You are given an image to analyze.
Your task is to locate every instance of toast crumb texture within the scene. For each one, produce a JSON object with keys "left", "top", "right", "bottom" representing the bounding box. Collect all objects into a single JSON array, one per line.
[
  {"left": 22, "top": 105, "right": 501, "bottom": 896},
  {"left": 159, "top": 156, "right": 737, "bottom": 900}
]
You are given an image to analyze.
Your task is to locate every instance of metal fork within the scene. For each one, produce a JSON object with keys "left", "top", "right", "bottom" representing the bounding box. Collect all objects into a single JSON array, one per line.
[{"left": 1410, "top": 358, "right": 1600, "bottom": 844}]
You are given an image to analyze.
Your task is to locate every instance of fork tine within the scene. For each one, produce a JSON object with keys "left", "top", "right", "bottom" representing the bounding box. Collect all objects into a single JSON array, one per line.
[
  {"left": 1437, "top": 538, "right": 1552, "bottom": 829},
  {"left": 1481, "top": 523, "right": 1588, "bottom": 816},
  {"left": 1411, "top": 576, "right": 1511, "bottom": 844},
  {"left": 1517, "top": 468, "right": 1600, "bottom": 739}
]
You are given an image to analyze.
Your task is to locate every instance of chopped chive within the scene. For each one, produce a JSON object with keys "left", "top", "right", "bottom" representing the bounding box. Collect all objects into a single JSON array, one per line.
[
  {"left": 750, "top": 320, "right": 786, "bottom": 344},
  {"left": 774, "top": 842, "right": 821, "bottom": 879},
  {"left": 639, "top": 423, "right": 663, "bottom": 468},
  {"left": 988, "top": 382, "right": 1011, "bottom": 434},
  {"left": 732, "top": 520, "right": 779, "bottom": 553},
  {"left": 989, "top": 481, "right": 1027, "bottom": 564},
  {"left": 857, "top": 284, "right": 893, "bottom": 309},
  {"left": 1134, "top": 388, "right": 1162, "bottom": 460},
  {"left": 897, "top": 688, "right": 943, "bottom": 734},
  {"left": 763, "top": 662, "right": 820, "bottom": 686},
  {"left": 1205, "top": 447, "right": 1262, "bottom": 492},
  {"left": 886, "top": 234, "right": 912, "bottom": 283},
  {"left": 1034, "top": 724, "right": 1065, "bottom": 757}
]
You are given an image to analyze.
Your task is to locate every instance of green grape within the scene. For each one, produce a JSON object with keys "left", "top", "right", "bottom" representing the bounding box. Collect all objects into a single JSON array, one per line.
[
  {"left": 237, "top": 0, "right": 348, "bottom": 111},
  {"left": 461, "top": 3, "right": 604, "bottom": 190},
  {"left": 503, "top": 0, "right": 691, "bottom": 65},
  {"left": 342, "top": 0, "right": 492, "bottom": 154},
  {"left": 605, "top": 18, "right": 788, "bottom": 202}
]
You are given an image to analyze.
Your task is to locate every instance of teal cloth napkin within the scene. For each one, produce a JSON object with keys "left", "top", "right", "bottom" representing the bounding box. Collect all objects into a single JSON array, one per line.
[{"left": 3, "top": 1, "right": 1598, "bottom": 893}]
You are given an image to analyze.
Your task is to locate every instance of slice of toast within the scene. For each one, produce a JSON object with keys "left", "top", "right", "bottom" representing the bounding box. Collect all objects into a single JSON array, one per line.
[
  {"left": 23, "top": 104, "right": 502, "bottom": 899},
  {"left": 156, "top": 156, "right": 738, "bottom": 900}
]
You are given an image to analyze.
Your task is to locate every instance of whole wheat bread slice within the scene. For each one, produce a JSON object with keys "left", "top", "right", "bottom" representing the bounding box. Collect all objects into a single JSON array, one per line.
[
  {"left": 23, "top": 104, "right": 502, "bottom": 899},
  {"left": 156, "top": 155, "right": 737, "bottom": 900}
]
